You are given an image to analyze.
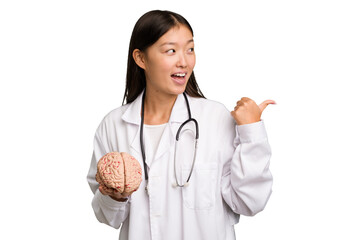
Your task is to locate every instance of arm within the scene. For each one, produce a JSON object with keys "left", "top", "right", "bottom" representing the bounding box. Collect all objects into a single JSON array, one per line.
[
  {"left": 221, "top": 97, "right": 274, "bottom": 216},
  {"left": 87, "top": 123, "right": 130, "bottom": 229},
  {"left": 220, "top": 119, "right": 273, "bottom": 216}
]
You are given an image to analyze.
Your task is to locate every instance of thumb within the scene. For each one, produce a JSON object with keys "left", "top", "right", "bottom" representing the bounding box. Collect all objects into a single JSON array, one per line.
[{"left": 258, "top": 100, "right": 276, "bottom": 113}]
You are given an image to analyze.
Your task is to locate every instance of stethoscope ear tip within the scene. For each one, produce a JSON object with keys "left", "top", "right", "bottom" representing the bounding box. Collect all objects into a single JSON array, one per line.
[{"left": 172, "top": 182, "right": 178, "bottom": 188}]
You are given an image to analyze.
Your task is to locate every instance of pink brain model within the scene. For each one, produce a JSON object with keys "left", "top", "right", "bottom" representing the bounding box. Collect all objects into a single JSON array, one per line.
[{"left": 96, "top": 152, "right": 142, "bottom": 194}]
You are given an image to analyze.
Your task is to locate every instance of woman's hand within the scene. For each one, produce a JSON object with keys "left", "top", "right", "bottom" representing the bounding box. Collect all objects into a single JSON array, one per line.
[
  {"left": 231, "top": 97, "right": 275, "bottom": 125},
  {"left": 98, "top": 184, "right": 133, "bottom": 202}
]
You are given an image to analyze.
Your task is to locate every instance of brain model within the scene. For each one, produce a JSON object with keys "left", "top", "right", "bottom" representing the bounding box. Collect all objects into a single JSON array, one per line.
[{"left": 96, "top": 152, "right": 142, "bottom": 194}]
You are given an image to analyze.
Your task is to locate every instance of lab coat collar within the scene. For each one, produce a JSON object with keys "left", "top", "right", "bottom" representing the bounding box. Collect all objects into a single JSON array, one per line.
[
  {"left": 122, "top": 90, "right": 192, "bottom": 168},
  {"left": 121, "top": 90, "right": 191, "bottom": 125}
]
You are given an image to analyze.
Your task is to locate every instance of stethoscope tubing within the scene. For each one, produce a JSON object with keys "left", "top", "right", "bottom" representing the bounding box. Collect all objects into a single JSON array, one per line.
[
  {"left": 174, "top": 129, "right": 198, "bottom": 187},
  {"left": 140, "top": 88, "right": 199, "bottom": 189}
]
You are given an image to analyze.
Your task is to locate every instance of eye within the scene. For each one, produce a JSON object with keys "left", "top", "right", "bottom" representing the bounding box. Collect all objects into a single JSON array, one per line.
[
  {"left": 166, "top": 49, "right": 175, "bottom": 54},
  {"left": 188, "top": 47, "right": 195, "bottom": 53}
]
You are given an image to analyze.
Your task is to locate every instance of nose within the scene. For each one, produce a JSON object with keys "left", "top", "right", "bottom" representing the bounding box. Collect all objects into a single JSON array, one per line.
[{"left": 176, "top": 53, "right": 187, "bottom": 68}]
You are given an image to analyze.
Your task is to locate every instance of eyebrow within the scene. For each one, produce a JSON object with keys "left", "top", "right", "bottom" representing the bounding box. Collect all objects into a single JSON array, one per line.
[{"left": 159, "top": 39, "right": 194, "bottom": 47}]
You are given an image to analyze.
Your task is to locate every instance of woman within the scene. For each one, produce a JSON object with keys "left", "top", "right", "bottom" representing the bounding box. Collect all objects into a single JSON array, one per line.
[{"left": 87, "top": 10, "right": 274, "bottom": 240}]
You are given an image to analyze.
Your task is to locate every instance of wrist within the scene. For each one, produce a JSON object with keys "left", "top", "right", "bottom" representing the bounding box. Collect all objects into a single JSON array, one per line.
[
  {"left": 236, "top": 119, "right": 261, "bottom": 125},
  {"left": 110, "top": 196, "right": 128, "bottom": 202}
]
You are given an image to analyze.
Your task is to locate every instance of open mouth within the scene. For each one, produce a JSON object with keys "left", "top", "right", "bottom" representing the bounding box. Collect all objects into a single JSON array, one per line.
[
  {"left": 171, "top": 72, "right": 187, "bottom": 85},
  {"left": 171, "top": 72, "right": 186, "bottom": 79}
]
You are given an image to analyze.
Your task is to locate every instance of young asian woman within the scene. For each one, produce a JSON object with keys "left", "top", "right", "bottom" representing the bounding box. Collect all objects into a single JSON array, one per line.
[{"left": 87, "top": 10, "right": 275, "bottom": 240}]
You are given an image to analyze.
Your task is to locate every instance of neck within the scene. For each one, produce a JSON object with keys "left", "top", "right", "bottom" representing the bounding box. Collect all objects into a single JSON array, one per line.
[{"left": 143, "top": 88, "right": 178, "bottom": 125}]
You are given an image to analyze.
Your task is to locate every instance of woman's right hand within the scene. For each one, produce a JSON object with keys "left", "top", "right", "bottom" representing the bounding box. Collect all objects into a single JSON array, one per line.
[{"left": 98, "top": 184, "right": 133, "bottom": 202}]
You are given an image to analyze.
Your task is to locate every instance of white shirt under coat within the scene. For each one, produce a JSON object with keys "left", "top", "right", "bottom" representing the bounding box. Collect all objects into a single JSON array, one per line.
[{"left": 87, "top": 91, "right": 273, "bottom": 240}]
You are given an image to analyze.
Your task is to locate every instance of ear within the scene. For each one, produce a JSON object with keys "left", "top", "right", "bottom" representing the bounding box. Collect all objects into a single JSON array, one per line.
[{"left": 132, "top": 49, "right": 146, "bottom": 70}]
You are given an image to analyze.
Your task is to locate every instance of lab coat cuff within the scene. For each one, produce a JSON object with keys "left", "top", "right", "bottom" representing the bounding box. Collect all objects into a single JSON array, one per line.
[
  {"left": 95, "top": 189, "right": 129, "bottom": 209},
  {"left": 235, "top": 120, "right": 268, "bottom": 144}
]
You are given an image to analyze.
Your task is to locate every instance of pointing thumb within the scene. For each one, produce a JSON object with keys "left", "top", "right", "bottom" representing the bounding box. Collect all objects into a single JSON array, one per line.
[{"left": 258, "top": 100, "right": 276, "bottom": 113}]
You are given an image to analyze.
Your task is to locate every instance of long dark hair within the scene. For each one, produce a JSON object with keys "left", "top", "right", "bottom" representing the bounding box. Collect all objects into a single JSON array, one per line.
[{"left": 122, "top": 10, "right": 206, "bottom": 105}]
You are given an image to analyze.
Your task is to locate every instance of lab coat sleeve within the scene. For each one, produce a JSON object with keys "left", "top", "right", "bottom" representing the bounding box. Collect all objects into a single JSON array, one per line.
[
  {"left": 87, "top": 122, "right": 130, "bottom": 229},
  {"left": 220, "top": 112, "right": 273, "bottom": 217}
]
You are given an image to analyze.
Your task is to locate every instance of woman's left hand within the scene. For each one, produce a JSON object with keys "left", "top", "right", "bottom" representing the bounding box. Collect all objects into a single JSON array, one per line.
[{"left": 231, "top": 97, "right": 276, "bottom": 125}]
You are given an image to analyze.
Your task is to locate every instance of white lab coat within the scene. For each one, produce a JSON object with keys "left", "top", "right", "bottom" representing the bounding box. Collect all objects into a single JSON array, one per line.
[{"left": 87, "top": 91, "right": 273, "bottom": 240}]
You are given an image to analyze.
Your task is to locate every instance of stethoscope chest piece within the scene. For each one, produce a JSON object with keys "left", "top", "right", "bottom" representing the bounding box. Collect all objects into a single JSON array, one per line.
[{"left": 172, "top": 181, "right": 190, "bottom": 188}]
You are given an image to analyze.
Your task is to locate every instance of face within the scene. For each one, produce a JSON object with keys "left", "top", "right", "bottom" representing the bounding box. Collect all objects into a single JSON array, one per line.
[{"left": 135, "top": 24, "right": 196, "bottom": 97}]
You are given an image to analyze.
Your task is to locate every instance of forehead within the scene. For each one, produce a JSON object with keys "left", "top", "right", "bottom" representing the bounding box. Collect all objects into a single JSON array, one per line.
[{"left": 156, "top": 25, "right": 194, "bottom": 47}]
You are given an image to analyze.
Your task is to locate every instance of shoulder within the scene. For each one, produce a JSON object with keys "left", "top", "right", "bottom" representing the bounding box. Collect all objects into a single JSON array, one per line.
[
  {"left": 102, "top": 105, "right": 129, "bottom": 123},
  {"left": 189, "top": 96, "right": 237, "bottom": 144},
  {"left": 95, "top": 104, "right": 129, "bottom": 133},
  {"left": 189, "top": 96, "right": 231, "bottom": 115},
  {"left": 189, "top": 96, "right": 235, "bottom": 124}
]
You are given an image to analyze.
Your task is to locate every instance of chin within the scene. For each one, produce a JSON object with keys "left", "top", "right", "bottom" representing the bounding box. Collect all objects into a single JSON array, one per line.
[{"left": 170, "top": 85, "right": 187, "bottom": 96}]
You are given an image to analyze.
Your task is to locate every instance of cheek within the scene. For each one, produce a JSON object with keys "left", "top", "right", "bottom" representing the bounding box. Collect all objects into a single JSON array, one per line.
[
  {"left": 160, "top": 57, "right": 176, "bottom": 72},
  {"left": 144, "top": 58, "right": 165, "bottom": 78},
  {"left": 188, "top": 55, "right": 196, "bottom": 70},
  {"left": 150, "top": 56, "right": 173, "bottom": 73}
]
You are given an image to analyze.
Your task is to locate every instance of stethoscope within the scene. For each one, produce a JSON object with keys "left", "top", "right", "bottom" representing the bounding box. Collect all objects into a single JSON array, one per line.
[{"left": 140, "top": 88, "right": 199, "bottom": 193}]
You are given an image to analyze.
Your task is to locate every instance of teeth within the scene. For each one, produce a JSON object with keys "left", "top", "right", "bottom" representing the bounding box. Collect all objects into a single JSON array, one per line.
[{"left": 173, "top": 73, "right": 185, "bottom": 77}]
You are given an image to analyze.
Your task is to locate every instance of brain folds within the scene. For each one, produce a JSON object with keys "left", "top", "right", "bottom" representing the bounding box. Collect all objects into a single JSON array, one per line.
[{"left": 96, "top": 152, "right": 142, "bottom": 193}]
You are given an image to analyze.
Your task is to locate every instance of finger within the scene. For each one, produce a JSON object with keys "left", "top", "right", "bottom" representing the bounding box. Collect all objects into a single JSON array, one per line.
[
  {"left": 121, "top": 192, "right": 131, "bottom": 198},
  {"left": 98, "top": 185, "right": 107, "bottom": 195},
  {"left": 110, "top": 191, "right": 130, "bottom": 201},
  {"left": 112, "top": 190, "right": 124, "bottom": 198},
  {"left": 258, "top": 100, "right": 276, "bottom": 112},
  {"left": 235, "top": 101, "right": 245, "bottom": 108},
  {"left": 237, "top": 97, "right": 250, "bottom": 105}
]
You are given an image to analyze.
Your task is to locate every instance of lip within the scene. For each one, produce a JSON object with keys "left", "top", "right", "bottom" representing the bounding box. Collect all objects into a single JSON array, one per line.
[
  {"left": 171, "top": 71, "right": 187, "bottom": 75},
  {"left": 171, "top": 72, "right": 187, "bottom": 85}
]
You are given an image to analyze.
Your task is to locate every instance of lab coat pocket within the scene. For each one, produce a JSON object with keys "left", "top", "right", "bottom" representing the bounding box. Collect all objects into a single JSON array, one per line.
[{"left": 182, "top": 162, "right": 218, "bottom": 210}]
